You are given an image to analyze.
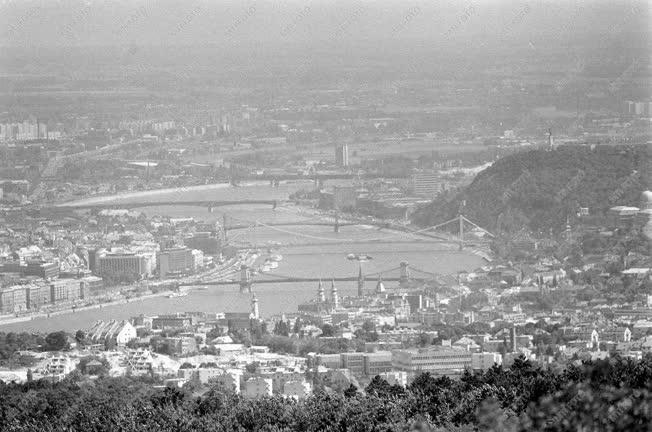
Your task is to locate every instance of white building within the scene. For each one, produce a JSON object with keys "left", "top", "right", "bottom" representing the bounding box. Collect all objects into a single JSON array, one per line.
[
  {"left": 471, "top": 352, "right": 502, "bottom": 371},
  {"left": 316, "top": 353, "right": 341, "bottom": 369},
  {"left": 87, "top": 320, "right": 137, "bottom": 346},
  {"left": 283, "top": 380, "right": 312, "bottom": 400},
  {"left": 363, "top": 351, "right": 393, "bottom": 376},
  {"left": 392, "top": 348, "right": 472, "bottom": 375},
  {"left": 244, "top": 377, "right": 273, "bottom": 398},
  {"left": 43, "top": 355, "right": 74, "bottom": 380}
]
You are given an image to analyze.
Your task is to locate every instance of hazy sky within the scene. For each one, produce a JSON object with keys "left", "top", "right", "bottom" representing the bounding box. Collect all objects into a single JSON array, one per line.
[{"left": 1, "top": 0, "right": 649, "bottom": 49}]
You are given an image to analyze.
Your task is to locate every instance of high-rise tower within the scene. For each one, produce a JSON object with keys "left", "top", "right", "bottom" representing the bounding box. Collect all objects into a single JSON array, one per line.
[{"left": 357, "top": 266, "right": 365, "bottom": 297}]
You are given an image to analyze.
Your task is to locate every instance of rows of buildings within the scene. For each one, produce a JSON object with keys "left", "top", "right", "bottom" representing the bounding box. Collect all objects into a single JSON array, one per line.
[{"left": 0, "top": 208, "right": 232, "bottom": 315}]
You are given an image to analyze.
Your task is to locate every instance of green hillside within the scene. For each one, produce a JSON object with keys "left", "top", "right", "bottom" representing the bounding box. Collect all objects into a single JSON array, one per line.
[{"left": 412, "top": 145, "right": 651, "bottom": 233}]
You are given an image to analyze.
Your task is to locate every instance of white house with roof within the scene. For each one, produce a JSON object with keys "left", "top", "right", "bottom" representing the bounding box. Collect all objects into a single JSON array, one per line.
[{"left": 87, "top": 320, "right": 137, "bottom": 346}]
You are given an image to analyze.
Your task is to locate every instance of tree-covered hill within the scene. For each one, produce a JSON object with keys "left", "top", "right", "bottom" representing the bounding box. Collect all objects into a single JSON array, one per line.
[
  {"left": 0, "top": 356, "right": 650, "bottom": 431},
  {"left": 413, "top": 145, "right": 651, "bottom": 233}
]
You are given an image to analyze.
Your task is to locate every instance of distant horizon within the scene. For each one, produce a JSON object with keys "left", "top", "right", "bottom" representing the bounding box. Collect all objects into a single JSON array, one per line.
[{"left": 1, "top": 0, "right": 649, "bottom": 49}]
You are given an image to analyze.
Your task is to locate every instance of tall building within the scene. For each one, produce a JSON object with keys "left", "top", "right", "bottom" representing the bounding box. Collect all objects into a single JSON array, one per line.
[
  {"left": 96, "top": 253, "right": 149, "bottom": 279},
  {"left": 0, "top": 286, "right": 27, "bottom": 313},
  {"left": 357, "top": 266, "right": 365, "bottom": 297},
  {"left": 335, "top": 144, "right": 349, "bottom": 167},
  {"left": 411, "top": 173, "right": 443, "bottom": 198},
  {"left": 157, "top": 247, "right": 194, "bottom": 279},
  {"left": 341, "top": 352, "right": 365, "bottom": 375}
]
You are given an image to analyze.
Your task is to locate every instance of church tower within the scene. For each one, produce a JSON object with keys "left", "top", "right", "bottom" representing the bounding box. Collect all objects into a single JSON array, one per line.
[
  {"left": 317, "top": 279, "right": 326, "bottom": 302},
  {"left": 331, "top": 279, "right": 339, "bottom": 309},
  {"left": 376, "top": 275, "right": 385, "bottom": 293}
]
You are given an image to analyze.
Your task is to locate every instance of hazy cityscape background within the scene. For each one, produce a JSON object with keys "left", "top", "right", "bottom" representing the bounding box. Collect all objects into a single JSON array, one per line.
[{"left": 0, "top": 1, "right": 650, "bottom": 431}]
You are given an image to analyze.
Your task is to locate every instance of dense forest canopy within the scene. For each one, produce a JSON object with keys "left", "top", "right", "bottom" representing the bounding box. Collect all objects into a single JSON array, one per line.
[
  {"left": 1, "top": 355, "right": 650, "bottom": 431},
  {"left": 412, "top": 145, "right": 651, "bottom": 233}
]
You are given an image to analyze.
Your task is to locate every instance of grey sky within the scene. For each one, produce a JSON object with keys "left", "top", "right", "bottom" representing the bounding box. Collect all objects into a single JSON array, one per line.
[{"left": 1, "top": 0, "right": 648, "bottom": 49}]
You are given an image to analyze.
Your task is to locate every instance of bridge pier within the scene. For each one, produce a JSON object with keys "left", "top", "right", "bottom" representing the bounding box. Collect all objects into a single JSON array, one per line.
[
  {"left": 240, "top": 265, "right": 252, "bottom": 293},
  {"left": 458, "top": 214, "right": 464, "bottom": 251},
  {"left": 400, "top": 261, "right": 410, "bottom": 286}
]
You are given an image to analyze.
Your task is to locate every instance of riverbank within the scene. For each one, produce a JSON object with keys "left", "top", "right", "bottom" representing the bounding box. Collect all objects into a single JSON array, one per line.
[
  {"left": 0, "top": 255, "right": 246, "bottom": 328},
  {"left": 3, "top": 181, "right": 491, "bottom": 332},
  {"left": 0, "top": 290, "right": 174, "bottom": 327},
  {"left": 56, "top": 180, "right": 297, "bottom": 207}
]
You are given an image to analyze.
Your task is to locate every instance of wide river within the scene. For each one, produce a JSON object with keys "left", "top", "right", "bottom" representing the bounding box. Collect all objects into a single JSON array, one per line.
[{"left": 2, "top": 181, "right": 485, "bottom": 332}]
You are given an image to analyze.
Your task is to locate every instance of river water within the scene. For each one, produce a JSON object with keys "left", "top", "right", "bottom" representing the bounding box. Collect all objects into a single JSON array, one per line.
[{"left": 2, "top": 181, "right": 485, "bottom": 332}]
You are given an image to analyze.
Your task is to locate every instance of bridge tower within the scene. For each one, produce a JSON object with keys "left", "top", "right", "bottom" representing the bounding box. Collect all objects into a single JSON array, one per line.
[
  {"left": 399, "top": 261, "right": 410, "bottom": 286},
  {"left": 357, "top": 265, "right": 365, "bottom": 297},
  {"left": 240, "top": 265, "right": 252, "bottom": 293},
  {"left": 251, "top": 293, "right": 259, "bottom": 319},
  {"left": 458, "top": 213, "right": 464, "bottom": 251},
  {"left": 457, "top": 200, "right": 466, "bottom": 251}
]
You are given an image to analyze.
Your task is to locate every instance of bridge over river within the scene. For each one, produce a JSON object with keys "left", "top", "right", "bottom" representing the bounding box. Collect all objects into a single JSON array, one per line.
[{"left": 180, "top": 262, "right": 457, "bottom": 294}]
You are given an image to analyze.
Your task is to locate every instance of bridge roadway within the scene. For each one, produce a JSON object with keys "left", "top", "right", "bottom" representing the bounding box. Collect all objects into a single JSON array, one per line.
[
  {"left": 225, "top": 221, "right": 358, "bottom": 230},
  {"left": 179, "top": 276, "right": 439, "bottom": 286},
  {"left": 51, "top": 199, "right": 281, "bottom": 211},
  {"left": 230, "top": 240, "right": 477, "bottom": 249}
]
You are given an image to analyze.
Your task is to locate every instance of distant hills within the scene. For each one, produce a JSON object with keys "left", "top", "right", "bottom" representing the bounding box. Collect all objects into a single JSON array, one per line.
[{"left": 412, "top": 145, "right": 651, "bottom": 233}]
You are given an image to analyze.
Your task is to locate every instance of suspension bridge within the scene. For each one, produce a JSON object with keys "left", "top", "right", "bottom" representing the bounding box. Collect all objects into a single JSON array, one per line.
[
  {"left": 51, "top": 199, "right": 282, "bottom": 212},
  {"left": 180, "top": 261, "right": 446, "bottom": 293},
  {"left": 221, "top": 212, "right": 494, "bottom": 252},
  {"left": 50, "top": 197, "right": 493, "bottom": 252}
]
